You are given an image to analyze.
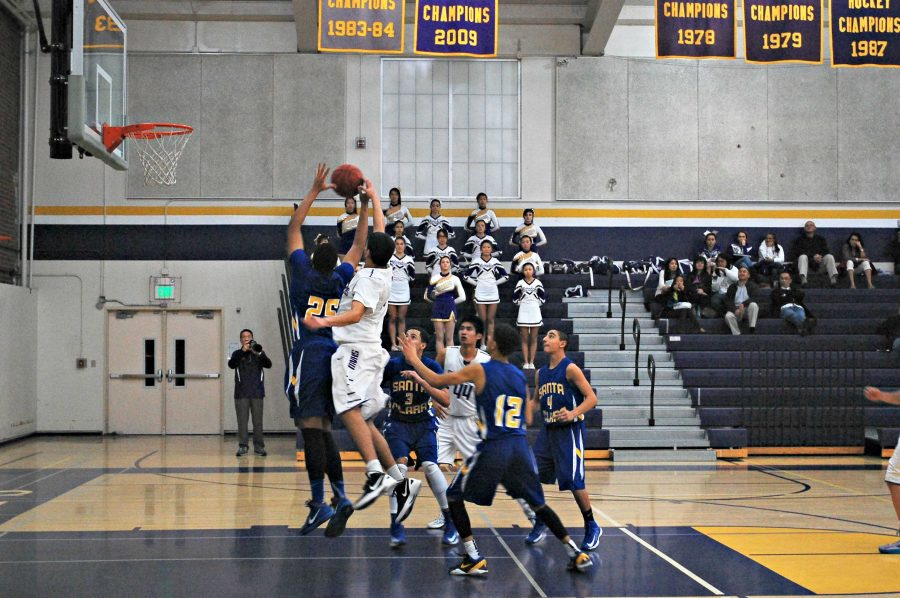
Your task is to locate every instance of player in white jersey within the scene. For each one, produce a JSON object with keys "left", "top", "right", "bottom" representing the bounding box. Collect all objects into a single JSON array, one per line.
[
  {"left": 464, "top": 192, "right": 500, "bottom": 235},
  {"left": 509, "top": 208, "right": 548, "bottom": 250},
  {"left": 387, "top": 237, "right": 416, "bottom": 350},
  {"left": 426, "top": 315, "right": 544, "bottom": 542},
  {"left": 416, "top": 198, "right": 454, "bottom": 255},
  {"left": 304, "top": 178, "right": 422, "bottom": 523}
]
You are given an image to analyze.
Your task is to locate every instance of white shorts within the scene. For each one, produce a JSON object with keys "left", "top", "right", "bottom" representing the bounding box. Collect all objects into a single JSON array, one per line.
[
  {"left": 331, "top": 343, "right": 390, "bottom": 416},
  {"left": 887, "top": 436, "right": 900, "bottom": 485},
  {"left": 389, "top": 280, "right": 410, "bottom": 305},
  {"left": 436, "top": 415, "right": 481, "bottom": 464}
]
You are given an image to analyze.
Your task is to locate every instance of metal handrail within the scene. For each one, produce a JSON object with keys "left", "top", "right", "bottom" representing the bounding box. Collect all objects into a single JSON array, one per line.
[
  {"left": 647, "top": 354, "right": 657, "bottom": 426},
  {"left": 606, "top": 257, "right": 614, "bottom": 318},
  {"left": 632, "top": 318, "right": 641, "bottom": 386},
  {"left": 618, "top": 286, "right": 627, "bottom": 350}
]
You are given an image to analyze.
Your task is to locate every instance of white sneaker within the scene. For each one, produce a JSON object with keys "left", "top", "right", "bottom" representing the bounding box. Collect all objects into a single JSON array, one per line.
[{"left": 427, "top": 513, "right": 446, "bottom": 529}]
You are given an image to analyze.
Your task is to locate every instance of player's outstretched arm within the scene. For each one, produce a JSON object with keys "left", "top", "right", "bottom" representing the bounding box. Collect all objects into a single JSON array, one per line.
[
  {"left": 288, "top": 163, "right": 334, "bottom": 254},
  {"left": 343, "top": 194, "right": 370, "bottom": 266},
  {"left": 525, "top": 371, "right": 540, "bottom": 427},
  {"left": 401, "top": 370, "right": 450, "bottom": 407},
  {"left": 399, "top": 336, "right": 485, "bottom": 393},
  {"left": 303, "top": 300, "right": 366, "bottom": 330},
  {"left": 362, "top": 179, "right": 385, "bottom": 232},
  {"left": 864, "top": 387, "right": 900, "bottom": 405}
]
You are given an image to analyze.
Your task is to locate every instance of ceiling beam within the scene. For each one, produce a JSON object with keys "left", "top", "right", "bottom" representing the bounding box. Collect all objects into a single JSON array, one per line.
[{"left": 581, "top": 0, "right": 625, "bottom": 55}]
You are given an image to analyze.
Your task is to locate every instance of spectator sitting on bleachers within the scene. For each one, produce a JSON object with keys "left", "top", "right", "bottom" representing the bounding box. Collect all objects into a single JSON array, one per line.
[
  {"left": 791, "top": 220, "right": 837, "bottom": 288},
  {"left": 417, "top": 198, "right": 454, "bottom": 256},
  {"left": 383, "top": 187, "right": 412, "bottom": 232},
  {"left": 876, "top": 306, "right": 900, "bottom": 353},
  {"left": 728, "top": 231, "right": 755, "bottom": 270},
  {"left": 757, "top": 232, "right": 786, "bottom": 283},
  {"left": 424, "top": 229, "right": 459, "bottom": 275},
  {"left": 463, "top": 220, "right": 501, "bottom": 264},
  {"left": 686, "top": 256, "right": 713, "bottom": 318},
  {"left": 724, "top": 265, "right": 759, "bottom": 335},
  {"left": 770, "top": 271, "right": 816, "bottom": 336},
  {"left": 890, "top": 229, "right": 900, "bottom": 275},
  {"left": 701, "top": 231, "right": 722, "bottom": 274},
  {"left": 841, "top": 232, "right": 875, "bottom": 289},
  {"left": 509, "top": 208, "right": 547, "bottom": 250},
  {"left": 464, "top": 192, "right": 499, "bottom": 235},
  {"left": 653, "top": 258, "right": 682, "bottom": 319},
  {"left": 390, "top": 221, "right": 415, "bottom": 258},
  {"left": 511, "top": 235, "right": 544, "bottom": 276},
  {"left": 710, "top": 254, "right": 738, "bottom": 317},
  {"left": 661, "top": 274, "right": 704, "bottom": 333}
]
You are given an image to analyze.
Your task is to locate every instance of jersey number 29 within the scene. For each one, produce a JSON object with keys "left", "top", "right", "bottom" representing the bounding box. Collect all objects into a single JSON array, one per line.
[
  {"left": 305, "top": 296, "right": 339, "bottom": 319},
  {"left": 494, "top": 394, "right": 523, "bottom": 429}
]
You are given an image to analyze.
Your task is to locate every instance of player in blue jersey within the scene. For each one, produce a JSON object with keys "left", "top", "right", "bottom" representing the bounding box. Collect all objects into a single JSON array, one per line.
[
  {"left": 527, "top": 329, "right": 602, "bottom": 551},
  {"left": 285, "top": 163, "right": 362, "bottom": 538},
  {"left": 400, "top": 324, "right": 592, "bottom": 576},
  {"left": 380, "top": 327, "right": 458, "bottom": 547}
]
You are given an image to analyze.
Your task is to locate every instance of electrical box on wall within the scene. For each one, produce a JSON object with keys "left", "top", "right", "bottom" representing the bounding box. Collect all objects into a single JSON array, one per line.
[{"left": 150, "top": 276, "right": 181, "bottom": 305}]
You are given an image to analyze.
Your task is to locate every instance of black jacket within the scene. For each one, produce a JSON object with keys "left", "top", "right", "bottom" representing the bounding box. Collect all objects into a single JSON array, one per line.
[
  {"left": 770, "top": 283, "right": 811, "bottom": 317},
  {"left": 725, "top": 281, "right": 759, "bottom": 313},
  {"left": 791, "top": 234, "right": 831, "bottom": 261},
  {"left": 228, "top": 348, "right": 272, "bottom": 399}
]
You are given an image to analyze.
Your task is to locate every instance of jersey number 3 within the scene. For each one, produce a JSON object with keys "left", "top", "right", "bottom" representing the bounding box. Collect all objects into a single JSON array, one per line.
[
  {"left": 305, "top": 296, "right": 339, "bottom": 319},
  {"left": 494, "top": 394, "right": 523, "bottom": 429}
]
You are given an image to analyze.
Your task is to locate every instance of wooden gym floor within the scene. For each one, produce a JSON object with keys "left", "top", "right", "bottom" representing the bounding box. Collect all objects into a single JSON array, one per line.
[{"left": 0, "top": 435, "right": 897, "bottom": 597}]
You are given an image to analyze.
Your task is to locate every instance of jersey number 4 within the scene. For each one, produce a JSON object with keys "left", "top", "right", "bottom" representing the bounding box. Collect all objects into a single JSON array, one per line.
[
  {"left": 494, "top": 394, "right": 524, "bottom": 429},
  {"left": 305, "top": 296, "right": 339, "bottom": 319}
]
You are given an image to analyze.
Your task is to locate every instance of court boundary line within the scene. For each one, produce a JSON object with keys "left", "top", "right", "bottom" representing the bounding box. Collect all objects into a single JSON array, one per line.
[
  {"left": 594, "top": 508, "right": 725, "bottom": 596},
  {"left": 481, "top": 513, "right": 548, "bottom": 598}
]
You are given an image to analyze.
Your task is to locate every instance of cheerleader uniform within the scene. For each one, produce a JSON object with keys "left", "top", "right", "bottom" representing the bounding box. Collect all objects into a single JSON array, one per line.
[
  {"left": 384, "top": 205, "right": 412, "bottom": 231},
  {"left": 510, "top": 222, "right": 547, "bottom": 249},
  {"left": 512, "top": 250, "right": 544, "bottom": 276},
  {"left": 464, "top": 256, "right": 509, "bottom": 304},
  {"left": 391, "top": 234, "right": 416, "bottom": 258},
  {"left": 336, "top": 212, "right": 359, "bottom": 254},
  {"left": 389, "top": 253, "right": 416, "bottom": 305},
  {"left": 416, "top": 215, "right": 454, "bottom": 255},
  {"left": 463, "top": 234, "right": 501, "bottom": 264},
  {"left": 425, "top": 245, "right": 459, "bottom": 275},
  {"left": 513, "top": 278, "right": 546, "bottom": 327},
  {"left": 465, "top": 209, "right": 499, "bottom": 234},
  {"left": 426, "top": 273, "right": 466, "bottom": 321}
]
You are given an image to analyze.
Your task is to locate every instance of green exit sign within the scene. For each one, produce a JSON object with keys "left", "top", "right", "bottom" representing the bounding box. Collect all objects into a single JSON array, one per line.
[
  {"left": 155, "top": 284, "right": 175, "bottom": 300},
  {"left": 150, "top": 276, "right": 180, "bottom": 304}
]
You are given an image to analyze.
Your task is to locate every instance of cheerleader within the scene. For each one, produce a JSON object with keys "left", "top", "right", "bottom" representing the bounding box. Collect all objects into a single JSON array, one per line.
[
  {"left": 425, "top": 255, "right": 466, "bottom": 353},
  {"left": 463, "top": 220, "right": 501, "bottom": 265},
  {"left": 336, "top": 197, "right": 359, "bottom": 256},
  {"left": 508, "top": 208, "right": 547, "bottom": 250},
  {"left": 424, "top": 229, "right": 459, "bottom": 275},
  {"left": 464, "top": 240, "right": 509, "bottom": 350},
  {"left": 416, "top": 198, "right": 454, "bottom": 255},
  {"left": 383, "top": 187, "right": 412, "bottom": 232},
  {"left": 390, "top": 220, "right": 415, "bottom": 258},
  {"left": 513, "top": 262, "right": 546, "bottom": 369},
  {"left": 388, "top": 237, "right": 416, "bottom": 350},
  {"left": 464, "top": 192, "right": 499, "bottom": 235},
  {"left": 511, "top": 235, "right": 544, "bottom": 276}
]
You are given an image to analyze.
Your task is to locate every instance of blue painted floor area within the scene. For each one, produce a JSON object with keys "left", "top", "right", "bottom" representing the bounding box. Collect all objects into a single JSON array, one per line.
[
  {"left": 0, "top": 468, "right": 106, "bottom": 525},
  {"left": 0, "top": 525, "right": 817, "bottom": 597}
]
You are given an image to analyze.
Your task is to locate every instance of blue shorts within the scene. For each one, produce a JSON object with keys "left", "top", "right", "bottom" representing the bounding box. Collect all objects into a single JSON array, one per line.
[
  {"left": 383, "top": 419, "right": 438, "bottom": 464},
  {"left": 285, "top": 340, "right": 336, "bottom": 420},
  {"left": 447, "top": 435, "right": 545, "bottom": 508},
  {"left": 533, "top": 422, "right": 586, "bottom": 491}
]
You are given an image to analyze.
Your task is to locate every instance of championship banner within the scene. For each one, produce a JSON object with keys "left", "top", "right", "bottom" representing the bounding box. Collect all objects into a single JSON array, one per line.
[
  {"left": 414, "top": 0, "right": 498, "bottom": 57},
  {"left": 655, "top": 0, "right": 736, "bottom": 58},
  {"left": 830, "top": 0, "right": 900, "bottom": 67},
  {"left": 743, "top": 0, "right": 822, "bottom": 63},
  {"left": 318, "top": 0, "right": 405, "bottom": 53}
]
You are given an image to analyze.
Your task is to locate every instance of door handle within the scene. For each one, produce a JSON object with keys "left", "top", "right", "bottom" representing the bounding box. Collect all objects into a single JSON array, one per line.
[
  {"left": 156, "top": 369, "right": 163, "bottom": 381},
  {"left": 166, "top": 368, "right": 175, "bottom": 383}
]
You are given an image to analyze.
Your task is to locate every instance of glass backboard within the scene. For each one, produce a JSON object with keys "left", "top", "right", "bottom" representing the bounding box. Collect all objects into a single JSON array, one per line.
[{"left": 68, "top": 0, "right": 128, "bottom": 170}]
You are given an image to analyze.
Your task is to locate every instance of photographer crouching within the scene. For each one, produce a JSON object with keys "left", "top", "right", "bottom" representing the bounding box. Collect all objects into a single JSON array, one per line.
[{"left": 228, "top": 329, "right": 272, "bottom": 457}]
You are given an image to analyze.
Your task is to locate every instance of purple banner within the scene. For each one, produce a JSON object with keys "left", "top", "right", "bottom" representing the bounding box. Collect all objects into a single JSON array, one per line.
[
  {"left": 414, "top": 0, "right": 498, "bottom": 57},
  {"left": 656, "top": 0, "right": 736, "bottom": 58},
  {"left": 831, "top": 0, "right": 900, "bottom": 67},
  {"left": 744, "top": 0, "right": 822, "bottom": 63},
  {"left": 318, "top": 0, "right": 405, "bottom": 53}
]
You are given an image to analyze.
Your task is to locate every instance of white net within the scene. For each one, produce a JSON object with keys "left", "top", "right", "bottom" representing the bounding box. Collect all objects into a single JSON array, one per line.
[{"left": 128, "top": 127, "right": 192, "bottom": 186}]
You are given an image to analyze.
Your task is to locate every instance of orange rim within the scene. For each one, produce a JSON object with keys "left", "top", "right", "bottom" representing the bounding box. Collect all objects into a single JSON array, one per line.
[{"left": 103, "top": 123, "right": 193, "bottom": 152}]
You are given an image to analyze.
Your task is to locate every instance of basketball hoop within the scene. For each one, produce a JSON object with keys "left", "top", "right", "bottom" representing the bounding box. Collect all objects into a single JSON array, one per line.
[{"left": 103, "top": 123, "right": 193, "bottom": 186}]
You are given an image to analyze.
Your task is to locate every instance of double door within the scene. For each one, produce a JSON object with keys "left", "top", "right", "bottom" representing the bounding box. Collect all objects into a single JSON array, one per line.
[{"left": 107, "top": 309, "right": 222, "bottom": 434}]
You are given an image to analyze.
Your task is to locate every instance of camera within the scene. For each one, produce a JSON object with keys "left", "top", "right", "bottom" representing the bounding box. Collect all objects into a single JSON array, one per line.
[{"left": 251, "top": 341, "right": 263, "bottom": 353}]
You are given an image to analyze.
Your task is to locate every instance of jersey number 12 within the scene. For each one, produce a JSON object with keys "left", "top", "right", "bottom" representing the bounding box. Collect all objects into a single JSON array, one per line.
[{"left": 494, "top": 394, "right": 523, "bottom": 429}]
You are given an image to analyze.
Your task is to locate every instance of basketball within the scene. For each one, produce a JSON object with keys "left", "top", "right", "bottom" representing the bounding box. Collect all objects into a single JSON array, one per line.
[{"left": 331, "top": 163, "right": 365, "bottom": 198}]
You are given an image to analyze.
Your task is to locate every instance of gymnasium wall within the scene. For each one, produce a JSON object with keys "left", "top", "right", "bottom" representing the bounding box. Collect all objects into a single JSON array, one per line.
[{"left": 0, "top": 284, "right": 36, "bottom": 442}]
